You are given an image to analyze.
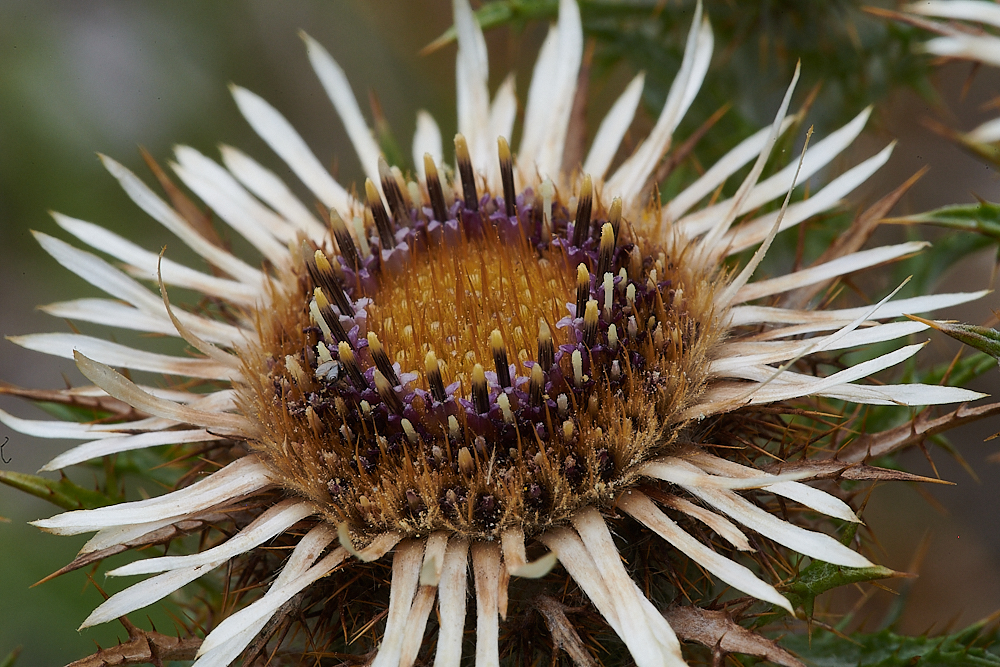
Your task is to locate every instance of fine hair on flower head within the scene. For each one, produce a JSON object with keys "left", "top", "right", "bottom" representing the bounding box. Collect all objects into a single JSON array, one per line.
[{"left": 4, "top": 0, "right": 989, "bottom": 665}]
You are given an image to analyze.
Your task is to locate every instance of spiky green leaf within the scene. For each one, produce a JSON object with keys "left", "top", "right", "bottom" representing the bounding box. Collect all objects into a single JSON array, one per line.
[
  {"left": 0, "top": 471, "right": 117, "bottom": 510},
  {"left": 780, "top": 624, "right": 1000, "bottom": 666},
  {"left": 888, "top": 201, "right": 1000, "bottom": 242},
  {"left": 907, "top": 316, "right": 1000, "bottom": 364},
  {"left": 784, "top": 559, "right": 901, "bottom": 618}
]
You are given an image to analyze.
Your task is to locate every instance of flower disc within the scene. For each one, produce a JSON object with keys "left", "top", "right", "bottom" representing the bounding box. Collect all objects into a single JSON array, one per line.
[{"left": 242, "top": 158, "right": 721, "bottom": 541}]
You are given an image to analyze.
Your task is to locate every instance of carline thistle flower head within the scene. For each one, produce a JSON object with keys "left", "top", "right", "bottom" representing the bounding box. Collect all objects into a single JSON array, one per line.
[{"left": 6, "top": 0, "right": 989, "bottom": 665}]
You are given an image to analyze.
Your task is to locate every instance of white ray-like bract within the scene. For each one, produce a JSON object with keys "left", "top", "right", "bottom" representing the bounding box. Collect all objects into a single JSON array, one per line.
[
  {"left": 51, "top": 212, "right": 261, "bottom": 305},
  {"left": 80, "top": 500, "right": 315, "bottom": 629},
  {"left": 619, "top": 490, "right": 794, "bottom": 611},
  {"left": 12, "top": 0, "right": 989, "bottom": 666},
  {"left": 32, "top": 456, "right": 272, "bottom": 535},
  {"left": 605, "top": 1, "right": 713, "bottom": 206},
  {"left": 41, "top": 429, "right": 224, "bottom": 472}
]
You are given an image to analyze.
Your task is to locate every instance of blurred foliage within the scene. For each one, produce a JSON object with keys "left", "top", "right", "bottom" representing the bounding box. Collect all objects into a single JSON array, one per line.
[
  {"left": 0, "top": 648, "right": 20, "bottom": 667},
  {"left": 961, "top": 135, "right": 1000, "bottom": 167},
  {"left": 34, "top": 401, "right": 116, "bottom": 424},
  {"left": 780, "top": 622, "right": 1000, "bottom": 666}
]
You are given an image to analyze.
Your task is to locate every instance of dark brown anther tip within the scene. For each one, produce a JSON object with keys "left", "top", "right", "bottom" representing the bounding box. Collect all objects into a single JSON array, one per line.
[
  {"left": 596, "top": 222, "right": 616, "bottom": 280},
  {"left": 366, "top": 178, "right": 396, "bottom": 249},
  {"left": 471, "top": 363, "right": 489, "bottom": 415},
  {"left": 455, "top": 134, "right": 478, "bottom": 212},
  {"left": 575, "top": 263, "right": 591, "bottom": 320},
  {"left": 571, "top": 174, "right": 593, "bottom": 248},
  {"left": 537, "top": 319, "right": 554, "bottom": 373},
  {"left": 425, "top": 350, "right": 447, "bottom": 403},
  {"left": 529, "top": 363, "right": 545, "bottom": 407},
  {"left": 308, "top": 249, "right": 353, "bottom": 316},
  {"left": 367, "top": 332, "right": 399, "bottom": 387},
  {"left": 338, "top": 341, "right": 368, "bottom": 389},
  {"left": 490, "top": 329, "right": 512, "bottom": 389},
  {"left": 379, "top": 156, "right": 412, "bottom": 227},
  {"left": 375, "top": 370, "right": 404, "bottom": 414},
  {"left": 319, "top": 300, "right": 350, "bottom": 343},
  {"left": 583, "top": 300, "right": 599, "bottom": 348},
  {"left": 608, "top": 197, "right": 622, "bottom": 246},
  {"left": 423, "top": 153, "right": 450, "bottom": 223},
  {"left": 498, "top": 136, "right": 516, "bottom": 218},
  {"left": 330, "top": 209, "right": 360, "bottom": 270}
]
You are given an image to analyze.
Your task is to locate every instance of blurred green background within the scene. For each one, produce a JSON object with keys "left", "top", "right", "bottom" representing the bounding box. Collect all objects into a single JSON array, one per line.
[{"left": 0, "top": 1, "right": 999, "bottom": 665}]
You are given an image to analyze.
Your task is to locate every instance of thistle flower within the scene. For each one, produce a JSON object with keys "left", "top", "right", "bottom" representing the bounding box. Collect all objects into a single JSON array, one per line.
[{"left": 4, "top": 0, "right": 988, "bottom": 665}]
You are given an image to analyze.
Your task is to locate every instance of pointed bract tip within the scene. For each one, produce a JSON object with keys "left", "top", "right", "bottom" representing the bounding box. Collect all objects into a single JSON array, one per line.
[
  {"left": 378, "top": 154, "right": 392, "bottom": 179},
  {"left": 423, "top": 152, "right": 439, "bottom": 177},
  {"left": 454, "top": 134, "right": 471, "bottom": 163},
  {"left": 600, "top": 223, "right": 614, "bottom": 246},
  {"left": 609, "top": 197, "right": 622, "bottom": 221},
  {"left": 510, "top": 552, "right": 558, "bottom": 578},
  {"left": 425, "top": 350, "right": 439, "bottom": 371},
  {"left": 497, "top": 136, "right": 511, "bottom": 162},
  {"left": 364, "top": 178, "right": 380, "bottom": 203}
]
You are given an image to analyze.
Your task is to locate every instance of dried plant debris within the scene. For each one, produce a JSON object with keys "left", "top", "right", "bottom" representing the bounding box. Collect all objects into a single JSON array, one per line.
[{"left": 664, "top": 606, "right": 805, "bottom": 667}]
